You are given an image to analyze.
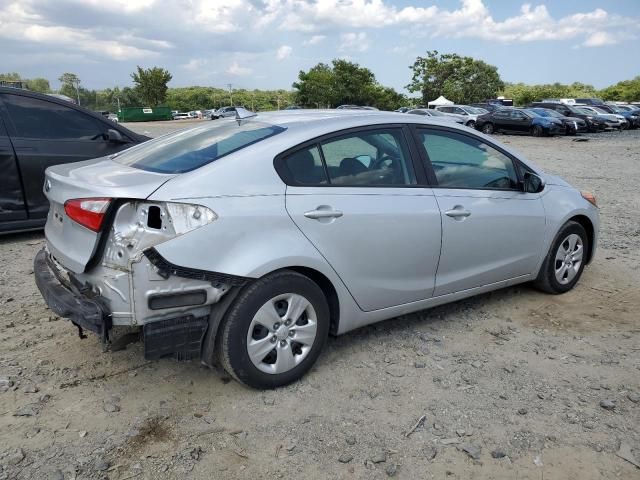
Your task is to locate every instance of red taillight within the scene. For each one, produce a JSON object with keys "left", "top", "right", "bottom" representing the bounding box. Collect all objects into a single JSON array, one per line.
[{"left": 64, "top": 198, "right": 111, "bottom": 232}]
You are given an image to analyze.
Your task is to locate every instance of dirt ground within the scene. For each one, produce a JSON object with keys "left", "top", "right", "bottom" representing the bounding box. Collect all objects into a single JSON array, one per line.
[{"left": 1, "top": 122, "right": 639, "bottom": 479}]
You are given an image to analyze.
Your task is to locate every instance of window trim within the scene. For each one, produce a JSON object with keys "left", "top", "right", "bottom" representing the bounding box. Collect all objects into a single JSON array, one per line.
[
  {"left": 411, "top": 124, "right": 530, "bottom": 192},
  {"left": 274, "top": 124, "right": 429, "bottom": 188}
]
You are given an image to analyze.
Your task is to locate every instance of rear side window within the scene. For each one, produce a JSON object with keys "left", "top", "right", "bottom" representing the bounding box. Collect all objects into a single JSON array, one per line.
[
  {"left": 114, "top": 121, "right": 285, "bottom": 173},
  {"left": 2, "top": 94, "right": 104, "bottom": 140},
  {"left": 417, "top": 129, "right": 518, "bottom": 190},
  {"left": 281, "top": 146, "right": 328, "bottom": 185},
  {"left": 280, "top": 128, "right": 417, "bottom": 187}
]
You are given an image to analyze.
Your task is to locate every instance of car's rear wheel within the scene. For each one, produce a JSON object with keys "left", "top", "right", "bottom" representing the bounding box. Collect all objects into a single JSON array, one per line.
[
  {"left": 534, "top": 221, "right": 588, "bottom": 294},
  {"left": 217, "top": 270, "right": 330, "bottom": 389},
  {"left": 466, "top": 120, "right": 476, "bottom": 129},
  {"left": 531, "top": 125, "right": 544, "bottom": 137},
  {"left": 482, "top": 123, "right": 494, "bottom": 134}
]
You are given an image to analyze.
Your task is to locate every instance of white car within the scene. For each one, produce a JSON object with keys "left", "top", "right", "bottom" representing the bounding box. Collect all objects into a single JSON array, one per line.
[{"left": 434, "top": 105, "right": 488, "bottom": 128}]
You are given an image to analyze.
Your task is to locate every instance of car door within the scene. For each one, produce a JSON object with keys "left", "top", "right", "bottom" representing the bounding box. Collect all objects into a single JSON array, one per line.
[
  {"left": 491, "top": 110, "right": 511, "bottom": 131},
  {"left": 413, "top": 126, "right": 546, "bottom": 296},
  {"left": 510, "top": 110, "right": 531, "bottom": 133},
  {"left": 0, "top": 113, "right": 26, "bottom": 223},
  {"left": 0, "top": 92, "right": 135, "bottom": 220},
  {"left": 282, "top": 126, "right": 442, "bottom": 312}
]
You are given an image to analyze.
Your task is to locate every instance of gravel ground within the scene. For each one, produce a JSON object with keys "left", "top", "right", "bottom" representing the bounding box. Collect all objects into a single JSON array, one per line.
[{"left": 1, "top": 122, "right": 639, "bottom": 479}]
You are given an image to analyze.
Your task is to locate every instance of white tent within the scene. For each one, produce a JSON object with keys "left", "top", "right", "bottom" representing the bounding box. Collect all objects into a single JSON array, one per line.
[{"left": 427, "top": 95, "right": 454, "bottom": 108}]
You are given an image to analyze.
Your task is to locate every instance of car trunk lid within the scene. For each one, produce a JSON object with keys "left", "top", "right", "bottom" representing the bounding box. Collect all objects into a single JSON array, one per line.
[{"left": 44, "top": 157, "right": 176, "bottom": 273}]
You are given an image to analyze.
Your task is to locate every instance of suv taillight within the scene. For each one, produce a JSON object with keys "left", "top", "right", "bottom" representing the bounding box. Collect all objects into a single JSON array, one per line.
[{"left": 64, "top": 198, "right": 111, "bottom": 232}]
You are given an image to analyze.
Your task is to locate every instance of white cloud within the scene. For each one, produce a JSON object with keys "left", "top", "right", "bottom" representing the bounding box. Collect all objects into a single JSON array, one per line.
[
  {"left": 226, "top": 61, "right": 252, "bottom": 76},
  {"left": 339, "top": 32, "right": 369, "bottom": 52},
  {"left": 276, "top": 45, "right": 292, "bottom": 60},
  {"left": 304, "top": 35, "right": 327, "bottom": 46},
  {"left": 583, "top": 31, "right": 617, "bottom": 47}
]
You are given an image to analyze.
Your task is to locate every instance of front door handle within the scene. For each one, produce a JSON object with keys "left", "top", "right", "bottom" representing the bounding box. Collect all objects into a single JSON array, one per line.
[
  {"left": 304, "top": 209, "right": 343, "bottom": 220},
  {"left": 445, "top": 206, "right": 471, "bottom": 219}
]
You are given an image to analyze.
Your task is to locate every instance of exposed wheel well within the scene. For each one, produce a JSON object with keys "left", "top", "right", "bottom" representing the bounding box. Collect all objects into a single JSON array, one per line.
[
  {"left": 285, "top": 266, "right": 340, "bottom": 336},
  {"left": 568, "top": 215, "right": 595, "bottom": 263}
]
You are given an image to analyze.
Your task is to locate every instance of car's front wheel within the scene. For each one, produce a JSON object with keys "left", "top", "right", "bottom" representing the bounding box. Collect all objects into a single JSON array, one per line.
[
  {"left": 534, "top": 221, "right": 588, "bottom": 294},
  {"left": 531, "top": 125, "right": 544, "bottom": 137},
  {"left": 481, "top": 123, "right": 494, "bottom": 134},
  {"left": 466, "top": 120, "right": 476, "bottom": 129},
  {"left": 217, "top": 270, "right": 330, "bottom": 389}
]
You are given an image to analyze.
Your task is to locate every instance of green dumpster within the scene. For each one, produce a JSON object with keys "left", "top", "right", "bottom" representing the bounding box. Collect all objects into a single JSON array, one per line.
[{"left": 117, "top": 106, "right": 172, "bottom": 122}]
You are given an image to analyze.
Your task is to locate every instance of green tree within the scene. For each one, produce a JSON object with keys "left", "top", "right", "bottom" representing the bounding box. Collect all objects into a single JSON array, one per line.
[
  {"left": 407, "top": 51, "right": 503, "bottom": 105},
  {"left": 293, "top": 59, "right": 405, "bottom": 109},
  {"left": 58, "top": 72, "right": 82, "bottom": 103},
  {"left": 292, "top": 63, "right": 337, "bottom": 108},
  {"left": 0, "top": 72, "right": 22, "bottom": 82},
  {"left": 26, "top": 77, "right": 50, "bottom": 93},
  {"left": 599, "top": 76, "right": 640, "bottom": 102},
  {"left": 131, "top": 66, "right": 172, "bottom": 106}
]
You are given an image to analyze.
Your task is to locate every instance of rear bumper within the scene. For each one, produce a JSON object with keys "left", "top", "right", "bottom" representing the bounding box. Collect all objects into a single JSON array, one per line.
[{"left": 34, "top": 248, "right": 110, "bottom": 337}]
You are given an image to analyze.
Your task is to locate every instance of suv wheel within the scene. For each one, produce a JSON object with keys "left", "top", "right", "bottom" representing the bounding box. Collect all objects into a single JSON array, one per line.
[
  {"left": 481, "top": 123, "right": 494, "bottom": 134},
  {"left": 531, "top": 125, "right": 544, "bottom": 137},
  {"left": 218, "top": 270, "right": 330, "bottom": 389},
  {"left": 534, "top": 221, "right": 588, "bottom": 294},
  {"left": 466, "top": 120, "right": 476, "bottom": 129}
]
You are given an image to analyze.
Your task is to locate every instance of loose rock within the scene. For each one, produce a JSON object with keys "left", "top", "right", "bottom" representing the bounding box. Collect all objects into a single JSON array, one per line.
[
  {"left": 599, "top": 399, "right": 616, "bottom": 411},
  {"left": 385, "top": 463, "right": 398, "bottom": 476},
  {"left": 460, "top": 444, "right": 482, "bottom": 460},
  {"left": 5, "top": 448, "right": 25, "bottom": 465},
  {"left": 94, "top": 457, "right": 111, "bottom": 471},
  {"left": 338, "top": 453, "right": 353, "bottom": 464}
]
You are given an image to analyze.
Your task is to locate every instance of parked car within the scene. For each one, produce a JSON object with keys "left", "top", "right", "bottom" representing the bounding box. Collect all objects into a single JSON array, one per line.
[
  {"left": 0, "top": 86, "right": 148, "bottom": 234},
  {"left": 529, "top": 102, "right": 607, "bottom": 132},
  {"left": 173, "top": 112, "right": 190, "bottom": 120},
  {"left": 34, "top": 109, "right": 598, "bottom": 389},
  {"left": 284, "top": 106, "right": 303, "bottom": 110},
  {"left": 475, "top": 108, "right": 565, "bottom": 136},
  {"left": 602, "top": 104, "right": 640, "bottom": 128},
  {"left": 107, "top": 113, "right": 119, "bottom": 123},
  {"left": 577, "top": 106, "right": 627, "bottom": 130},
  {"left": 211, "top": 106, "right": 243, "bottom": 119},
  {"left": 407, "top": 108, "right": 464, "bottom": 124},
  {"left": 434, "top": 105, "right": 488, "bottom": 128},
  {"left": 527, "top": 108, "right": 588, "bottom": 135},
  {"left": 395, "top": 107, "right": 411, "bottom": 113}
]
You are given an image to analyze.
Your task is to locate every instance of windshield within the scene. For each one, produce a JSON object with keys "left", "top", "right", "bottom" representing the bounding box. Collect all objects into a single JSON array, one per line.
[
  {"left": 592, "top": 107, "right": 609, "bottom": 114},
  {"left": 113, "top": 120, "right": 286, "bottom": 173},
  {"left": 575, "top": 107, "right": 595, "bottom": 115},
  {"left": 429, "top": 110, "right": 448, "bottom": 116},
  {"left": 462, "top": 106, "right": 487, "bottom": 114}
]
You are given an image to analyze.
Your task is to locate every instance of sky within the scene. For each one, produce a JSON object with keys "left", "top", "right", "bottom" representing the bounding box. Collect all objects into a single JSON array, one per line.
[{"left": 1, "top": 0, "right": 639, "bottom": 94}]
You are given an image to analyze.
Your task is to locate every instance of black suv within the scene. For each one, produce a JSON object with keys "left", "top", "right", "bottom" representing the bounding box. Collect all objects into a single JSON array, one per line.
[
  {"left": 528, "top": 102, "right": 606, "bottom": 132},
  {"left": 0, "top": 87, "right": 148, "bottom": 234}
]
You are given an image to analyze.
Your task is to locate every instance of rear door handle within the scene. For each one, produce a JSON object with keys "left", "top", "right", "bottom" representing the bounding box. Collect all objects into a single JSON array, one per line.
[
  {"left": 445, "top": 207, "right": 471, "bottom": 219},
  {"left": 304, "top": 209, "right": 343, "bottom": 220}
]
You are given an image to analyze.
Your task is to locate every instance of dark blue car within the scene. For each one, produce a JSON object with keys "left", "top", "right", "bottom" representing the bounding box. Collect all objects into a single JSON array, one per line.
[{"left": 475, "top": 108, "right": 565, "bottom": 136}]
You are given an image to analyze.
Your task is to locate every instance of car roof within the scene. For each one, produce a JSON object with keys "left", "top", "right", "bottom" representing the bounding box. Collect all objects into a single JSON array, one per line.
[{"left": 0, "top": 86, "right": 145, "bottom": 141}]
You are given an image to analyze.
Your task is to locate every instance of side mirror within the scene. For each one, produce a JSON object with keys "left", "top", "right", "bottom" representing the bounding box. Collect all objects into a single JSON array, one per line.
[
  {"left": 523, "top": 171, "right": 545, "bottom": 193},
  {"left": 107, "top": 128, "right": 129, "bottom": 144}
]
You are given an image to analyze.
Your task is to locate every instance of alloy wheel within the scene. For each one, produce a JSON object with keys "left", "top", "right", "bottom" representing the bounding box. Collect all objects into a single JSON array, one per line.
[
  {"left": 246, "top": 293, "right": 318, "bottom": 374},
  {"left": 554, "top": 233, "right": 583, "bottom": 285}
]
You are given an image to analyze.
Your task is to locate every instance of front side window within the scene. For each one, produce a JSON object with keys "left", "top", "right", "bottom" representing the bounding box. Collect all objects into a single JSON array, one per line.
[
  {"left": 417, "top": 129, "right": 518, "bottom": 190},
  {"left": 2, "top": 94, "right": 105, "bottom": 140},
  {"left": 320, "top": 129, "right": 416, "bottom": 186}
]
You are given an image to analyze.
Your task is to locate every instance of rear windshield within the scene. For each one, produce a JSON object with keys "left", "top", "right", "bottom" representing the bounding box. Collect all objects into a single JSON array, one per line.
[{"left": 113, "top": 120, "right": 286, "bottom": 173}]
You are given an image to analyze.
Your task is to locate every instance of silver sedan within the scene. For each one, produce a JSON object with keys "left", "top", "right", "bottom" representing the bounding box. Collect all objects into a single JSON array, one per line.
[{"left": 35, "top": 109, "right": 599, "bottom": 388}]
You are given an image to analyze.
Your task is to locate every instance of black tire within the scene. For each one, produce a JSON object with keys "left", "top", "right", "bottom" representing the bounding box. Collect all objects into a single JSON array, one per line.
[
  {"left": 481, "top": 123, "right": 494, "bottom": 134},
  {"left": 533, "top": 221, "right": 589, "bottom": 294},
  {"left": 217, "top": 270, "right": 330, "bottom": 389},
  {"left": 531, "top": 125, "right": 544, "bottom": 137},
  {"left": 466, "top": 120, "right": 476, "bottom": 129}
]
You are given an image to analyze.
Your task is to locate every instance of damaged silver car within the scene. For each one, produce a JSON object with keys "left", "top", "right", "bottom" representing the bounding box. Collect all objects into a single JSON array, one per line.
[{"left": 35, "top": 109, "right": 599, "bottom": 388}]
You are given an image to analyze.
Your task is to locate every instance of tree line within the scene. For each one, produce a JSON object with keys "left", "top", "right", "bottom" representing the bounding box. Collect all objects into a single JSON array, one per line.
[{"left": 2, "top": 52, "right": 639, "bottom": 113}]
